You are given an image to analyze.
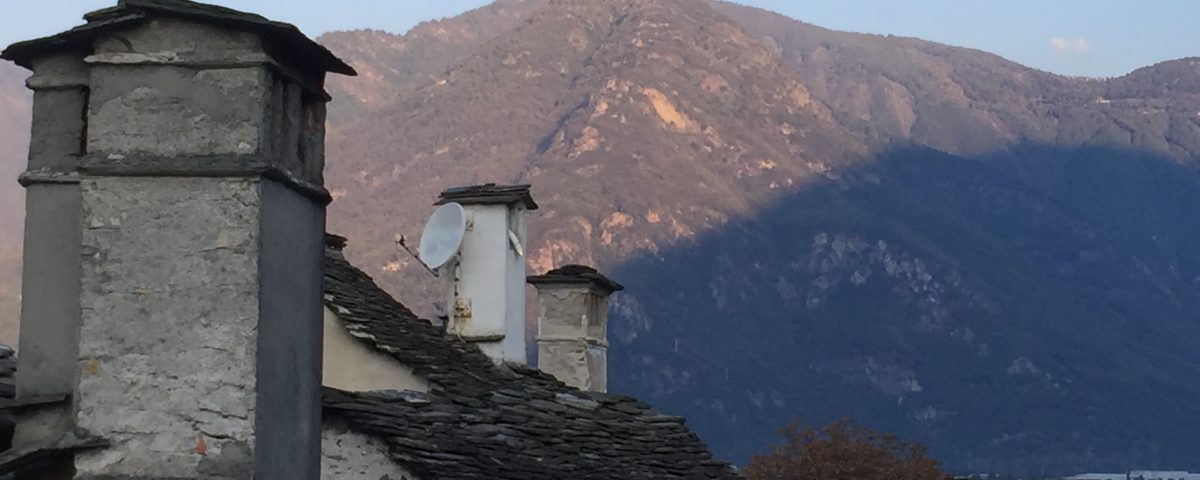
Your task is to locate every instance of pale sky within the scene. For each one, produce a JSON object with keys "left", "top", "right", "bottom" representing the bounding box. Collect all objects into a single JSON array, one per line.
[{"left": 2, "top": 1, "right": 1196, "bottom": 78}]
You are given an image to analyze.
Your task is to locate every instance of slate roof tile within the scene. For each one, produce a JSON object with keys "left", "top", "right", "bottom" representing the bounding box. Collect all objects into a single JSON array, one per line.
[
  {"left": 322, "top": 238, "right": 738, "bottom": 479},
  {"left": 528, "top": 264, "right": 625, "bottom": 293},
  {"left": 436, "top": 183, "right": 539, "bottom": 210},
  {"left": 2, "top": 0, "right": 355, "bottom": 75}
]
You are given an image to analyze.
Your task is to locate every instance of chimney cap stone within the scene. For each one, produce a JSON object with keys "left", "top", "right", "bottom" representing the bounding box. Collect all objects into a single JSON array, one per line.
[
  {"left": 436, "top": 183, "right": 538, "bottom": 210},
  {"left": 325, "top": 233, "right": 349, "bottom": 251},
  {"left": 528, "top": 264, "right": 624, "bottom": 293},
  {"left": 1, "top": 0, "right": 356, "bottom": 76}
]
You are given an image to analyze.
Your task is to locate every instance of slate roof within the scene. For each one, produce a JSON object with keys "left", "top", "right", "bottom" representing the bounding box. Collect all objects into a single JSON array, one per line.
[
  {"left": 436, "top": 184, "right": 539, "bottom": 210},
  {"left": 0, "top": 346, "right": 14, "bottom": 401},
  {"left": 321, "top": 237, "right": 738, "bottom": 480},
  {"left": 528, "top": 264, "right": 626, "bottom": 293},
  {"left": 1, "top": 0, "right": 355, "bottom": 75},
  {"left": 0, "top": 346, "right": 14, "bottom": 453}
]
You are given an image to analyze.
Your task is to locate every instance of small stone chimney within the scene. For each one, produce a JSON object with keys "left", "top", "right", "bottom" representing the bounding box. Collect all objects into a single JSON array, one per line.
[
  {"left": 436, "top": 184, "right": 537, "bottom": 365},
  {"left": 528, "top": 265, "right": 624, "bottom": 392},
  {"left": 1, "top": 1, "right": 354, "bottom": 478}
]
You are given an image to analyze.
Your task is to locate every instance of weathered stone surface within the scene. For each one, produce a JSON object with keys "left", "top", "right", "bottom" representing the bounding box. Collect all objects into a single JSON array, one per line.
[
  {"left": 90, "top": 18, "right": 264, "bottom": 65},
  {"left": 23, "top": 53, "right": 89, "bottom": 89},
  {"left": 15, "top": 51, "right": 88, "bottom": 407},
  {"left": 87, "top": 65, "right": 267, "bottom": 156},
  {"left": 25, "top": 53, "right": 88, "bottom": 172},
  {"left": 537, "top": 341, "right": 591, "bottom": 391},
  {"left": 298, "top": 101, "right": 326, "bottom": 185},
  {"left": 27, "top": 89, "right": 86, "bottom": 171},
  {"left": 265, "top": 78, "right": 302, "bottom": 177},
  {"left": 321, "top": 419, "right": 414, "bottom": 480},
  {"left": 530, "top": 275, "right": 616, "bottom": 393},
  {"left": 14, "top": 184, "right": 81, "bottom": 400},
  {"left": 75, "top": 177, "right": 260, "bottom": 477}
]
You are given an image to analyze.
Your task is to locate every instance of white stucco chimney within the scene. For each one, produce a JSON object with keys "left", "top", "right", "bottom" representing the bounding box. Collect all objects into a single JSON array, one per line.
[
  {"left": 528, "top": 265, "right": 624, "bottom": 392},
  {"left": 435, "top": 184, "right": 537, "bottom": 365}
]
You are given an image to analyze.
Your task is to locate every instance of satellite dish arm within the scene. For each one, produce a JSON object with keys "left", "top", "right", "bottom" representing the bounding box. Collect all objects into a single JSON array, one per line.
[{"left": 396, "top": 234, "right": 440, "bottom": 277}]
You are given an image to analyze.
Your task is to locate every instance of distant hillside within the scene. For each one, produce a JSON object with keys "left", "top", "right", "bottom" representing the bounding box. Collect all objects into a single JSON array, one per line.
[
  {"left": 0, "top": 63, "right": 27, "bottom": 234},
  {"left": 319, "top": 0, "right": 549, "bottom": 123},
  {"left": 713, "top": 2, "right": 1200, "bottom": 160},
  {"left": 1, "top": 0, "right": 1199, "bottom": 474},
  {"left": 323, "top": 0, "right": 865, "bottom": 304},
  {"left": 0, "top": 63, "right": 27, "bottom": 344},
  {"left": 313, "top": 0, "right": 1200, "bottom": 473}
]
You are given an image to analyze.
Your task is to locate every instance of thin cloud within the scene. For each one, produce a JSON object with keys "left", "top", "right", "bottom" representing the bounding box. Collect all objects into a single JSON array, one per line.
[{"left": 1049, "top": 37, "right": 1090, "bottom": 54}]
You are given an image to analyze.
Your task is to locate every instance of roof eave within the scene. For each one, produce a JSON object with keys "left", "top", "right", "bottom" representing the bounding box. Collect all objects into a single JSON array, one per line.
[
  {"left": 116, "top": 0, "right": 357, "bottom": 76},
  {"left": 527, "top": 275, "right": 625, "bottom": 293},
  {"left": 2, "top": 1, "right": 356, "bottom": 76},
  {"left": 0, "top": 13, "right": 147, "bottom": 69},
  {"left": 435, "top": 184, "right": 539, "bottom": 210},
  {"left": 527, "top": 265, "right": 625, "bottom": 293}
]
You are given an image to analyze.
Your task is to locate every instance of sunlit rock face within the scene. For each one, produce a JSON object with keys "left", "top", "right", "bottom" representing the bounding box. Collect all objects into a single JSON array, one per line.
[
  {"left": 314, "top": 0, "right": 1200, "bottom": 473},
  {"left": 1, "top": 0, "right": 1199, "bottom": 473}
]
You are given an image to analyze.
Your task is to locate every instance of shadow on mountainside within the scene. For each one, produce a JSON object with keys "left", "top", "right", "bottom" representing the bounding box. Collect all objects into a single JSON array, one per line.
[{"left": 605, "top": 142, "right": 1200, "bottom": 475}]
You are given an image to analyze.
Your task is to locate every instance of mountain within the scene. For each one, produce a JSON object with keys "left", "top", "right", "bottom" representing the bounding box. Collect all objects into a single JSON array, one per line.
[
  {"left": 714, "top": 3, "right": 1200, "bottom": 160},
  {"left": 319, "top": 0, "right": 549, "bottom": 123},
  {"left": 315, "top": 0, "right": 1200, "bottom": 474},
  {"left": 1, "top": 0, "right": 1199, "bottom": 474},
  {"left": 322, "top": 0, "right": 868, "bottom": 304},
  {"left": 0, "top": 63, "right": 28, "bottom": 343}
]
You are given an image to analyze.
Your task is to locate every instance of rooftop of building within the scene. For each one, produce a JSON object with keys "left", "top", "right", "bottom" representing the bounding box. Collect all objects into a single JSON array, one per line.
[
  {"left": 321, "top": 236, "right": 736, "bottom": 479},
  {"left": 1, "top": 0, "right": 355, "bottom": 75}
]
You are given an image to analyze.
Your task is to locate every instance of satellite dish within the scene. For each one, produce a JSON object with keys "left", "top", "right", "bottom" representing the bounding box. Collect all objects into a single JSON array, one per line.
[{"left": 418, "top": 203, "right": 467, "bottom": 269}]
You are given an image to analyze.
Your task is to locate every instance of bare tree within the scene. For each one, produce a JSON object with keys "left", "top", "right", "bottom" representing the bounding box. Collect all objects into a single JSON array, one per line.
[{"left": 745, "top": 419, "right": 945, "bottom": 480}]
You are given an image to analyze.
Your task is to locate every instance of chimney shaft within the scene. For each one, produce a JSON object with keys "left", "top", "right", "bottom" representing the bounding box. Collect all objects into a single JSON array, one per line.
[
  {"left": 436, "top": 184, "right": 537, "bottom": 365},
  {"left": 528, "top": 265, "right": 623, "bottom": 392},
  {"left": 2, "top": 3, "right": 352, "bottom": 477}
]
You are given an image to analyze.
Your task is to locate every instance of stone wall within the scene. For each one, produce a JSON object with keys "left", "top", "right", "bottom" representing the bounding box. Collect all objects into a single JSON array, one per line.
[
  {"left": 534, "top": 285, "right": 611, "bottom": 392},
  {"left": 15, "top": 52, "right": 88, "bottom": 401},
  {"left": 321, "top": 419, "right": 416, "bottom": 480},
  {"left": 75, "top": 177, "right": 261, "bottom": 477}
]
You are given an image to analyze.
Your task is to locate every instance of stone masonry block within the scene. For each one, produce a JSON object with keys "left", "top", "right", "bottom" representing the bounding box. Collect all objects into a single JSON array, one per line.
[
  {"left": 75, "top": 177, "right": 261, "bottom": 478},
  {"left": 87, "top": 65, "right": 267, "bottom": 156}
]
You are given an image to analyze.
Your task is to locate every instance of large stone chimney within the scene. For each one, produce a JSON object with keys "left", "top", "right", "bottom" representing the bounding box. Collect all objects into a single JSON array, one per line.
[
  {"left": 528, "top": 265, "right": 623, "bottom": 392},
  {"left": 1, "top": 1, "right": 354, "bottom": 478},
  {"left": 435, "top": 184, "right": 537, "bottom": 365}
]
